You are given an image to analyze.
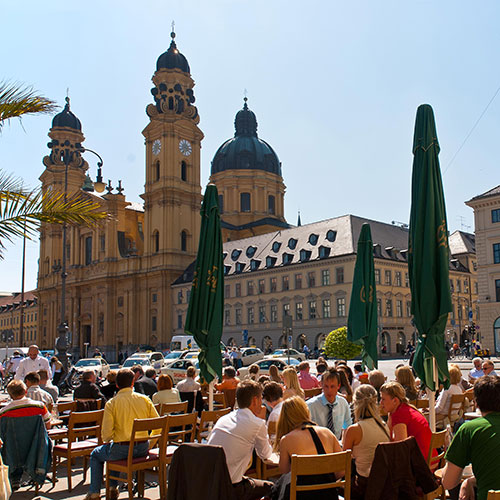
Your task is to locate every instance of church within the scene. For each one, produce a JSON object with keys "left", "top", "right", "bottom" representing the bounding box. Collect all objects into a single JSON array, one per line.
[{"left": 35, "top": 33, "right": 478, "bottom": 360}]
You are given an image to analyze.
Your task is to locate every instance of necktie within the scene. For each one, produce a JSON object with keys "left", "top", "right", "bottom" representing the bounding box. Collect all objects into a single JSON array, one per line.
[{"left": 327, "top": 403, "right": 335, "bottom": 434}]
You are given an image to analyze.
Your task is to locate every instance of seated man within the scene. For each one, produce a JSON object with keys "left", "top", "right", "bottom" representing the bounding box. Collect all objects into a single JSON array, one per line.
[
  {"left": 87, "top": 369, "right": 159, "bottom": 500},
  {"left": 0, "top": 380, "right": 51, "bottom": 429},
  {"left": 25, "top": 371, "right": 54, "bottom": 413},
  {"left": 176, "top": 366, "right": 201, "bottom": 393},
  {"left": 307, "top": 368, "right": 352, "bottom": 441},
  {"left": 38, "top": 369, "right": 59, "bottom": 403},
  {"left": 214, "top": 366, "right": 240, "bottom": 391},
  {"left": 297, "top": 361, "right": 320, "bottom": 390},
  {"left": 442, "top": 375, "right": 500, "bottom": 500},
  {"left": 134, "top": 367, "right": 157, "bottom": 399},
  {"left": 208, "top": 380, "right": 273, "bottom": 500},
  {"left": 263, "top": 381, "right": 284, "bottom": 425},
  {"left": 469, "top": 357, "right": 484, "bottom": 382},
  {"left": 74, "top": 370, "right": 106, "bottom": 402},
  {"left": 482, "top": 360, "right": 497, "bottom": 377}
]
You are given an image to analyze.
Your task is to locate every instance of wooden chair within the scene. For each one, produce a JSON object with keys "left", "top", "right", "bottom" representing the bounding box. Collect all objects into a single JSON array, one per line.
[
  {"left": 424, "top": 429, "right": 448, "bottom": 500},
  {"left": 222, "top": 389, "right": 236, "bottom": 409},
  {"left": 52, "top": 409, "right": 104, "bottom": 491},
  {"left": 437, "top": 393, "right": 465, "bottom": 429},
  {"left": 158, "top": 400, "right": 188, "bottom": 416},
  {"left": 165, "top": 412, "right": 197, "bottom": 445},
  {"left": 105, "top": 415, "right": 168, "bottom": 500},
  {"left": 196, "top": 407, "right": 231, "bottom": 442},
  {"left": 290, "top": 450, "right": 352, "bottom": 500},
  {"left": 304, "top": 388, "right": 322, "bottom": 400},
  {"left": 213, "top": 392, "right": 225, "bottom": 410},
  {"left": 259, "top": 420, "right": 280, "bottom": 480},
  {"left": 487, "top": 491, "right": 500, "bottom": 499},
  {"left": 75, "top": 398, "right": 103, "bottom": 412},
  {"left": 415, "top": 399, "right": 430, "bottom": 410}
]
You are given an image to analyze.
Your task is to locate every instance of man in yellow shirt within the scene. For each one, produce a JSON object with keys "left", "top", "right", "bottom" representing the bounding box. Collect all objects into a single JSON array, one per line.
[{"left": 86, "top": 369, "right": 159, "bottom": 500}]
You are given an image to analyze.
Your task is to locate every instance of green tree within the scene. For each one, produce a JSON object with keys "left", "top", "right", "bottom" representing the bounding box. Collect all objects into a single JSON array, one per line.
[{"left": 324, "top": 326, "right": 362, "bottom": 360}]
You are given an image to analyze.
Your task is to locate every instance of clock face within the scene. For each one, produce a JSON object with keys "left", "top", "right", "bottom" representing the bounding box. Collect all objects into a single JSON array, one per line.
[
  {"left": 179, "top": 139, "right": 192, "bottom": 157},
  {"left": 152, "top": 139, "right": 161, "bottom": 156}
]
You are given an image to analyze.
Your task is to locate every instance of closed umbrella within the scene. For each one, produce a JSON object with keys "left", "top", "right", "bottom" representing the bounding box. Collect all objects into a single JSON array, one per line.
[
  {"left": 347, "top": 223, "right": 378, "bottom": 370},
  {"left": 184, "top": 184, "right": 224, "bottom": 408},
  {"left": 408, "top": 104, "right": 452, "bottom": 430}
]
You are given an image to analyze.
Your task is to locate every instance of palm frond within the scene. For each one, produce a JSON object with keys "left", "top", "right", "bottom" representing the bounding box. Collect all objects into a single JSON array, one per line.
[{"left": 0, "top": 81, "right": 58, "bottom": 126}]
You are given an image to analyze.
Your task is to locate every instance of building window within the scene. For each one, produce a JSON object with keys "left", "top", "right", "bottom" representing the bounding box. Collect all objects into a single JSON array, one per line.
[
  {"left": 153, "top": 231, "right": 159, "bottom": 253},
  {"left": 336, "top": 267, "right": 344, "bottom": 284},
  {"left": 177, "top": 314, "right": 182, "bottom": 329},
  {"left": 155, "top": 161, "right": 160, "bottom": 181},
  {"left": 458, "top": 303, "right": 463, "bottom": 319},
  {"left": 282, "top": 276, "right": 289, "bottom": 291},
  {"left": 270, "top": 277, "right": 277, "bottom": 292},
  {"left": 321, "top": 269, "right": 330, "bottom": 286},
  {"left": 449, "top": 279, "right": 454, "bottom": 292},
  {"left": 395, "top": 272, "right": 402, "bottom": 287},
  {"left": 218, "top": 194, "right": 224, "bottom": 214},
  {"left": 152, "top": 316, "right": 157, "bottom": 332},
  {"left": 386, "top": 299, "right": 393, "bottom": 317},
  {"left": 181, "top": 161, "right": 187, "bottom": 181},
  {"left": 337, "top": 298, "right": 346, "bottom": 317},
  {"left": 247, "top": 281, "right": 254, "bottom": 296},
  {"left": 464, "top": 279, "right": 469, "bottom": 293},
  {"left": 235, "top": 308, "right": 242, "bottom": 325},
  {"left": 181, "top": 231, "right": 187, "bottom": 252},
  {"left": 283, "top": 303, "right": 290, "bottom": 317},
  {"left": 385, "top": 270, "right": 392, "bottom": 285},
  {"left": 268, "top": 195, "right": 275, "bottom": 215},
  {"left": 405, "top": 272, "right": 409, "bottom": 287},
  {"left": 258, "top": 279, "right": 265, "bottom": 294},
  {"left": 85, "top": 236, "right": 92, "bottom": 266},
  {"left": 406, "top": 301, "right": 412, "bottom": 317},
  {"left": 322, "top": 299, "right": 331, "bottom": 318},
  {"left": 295, "top": 274, "right": 302, "bottom": 289},
  {"left": 224, "top": 310, "right": 230, "bottom": 326},
  {"left": 475, "top": 281, "right": 478, "bottom": 294},
  {"left": 295, "top": 302, "right": 303, "bottom": 320},
  {"left": 377, "top": 298, "right": 382, "bottom": 316},
  {"left": 224, "top": 284, "right": 230, "bottom": 299},
  {"left": 270, "top": 304, "right": 278, "bottom": 322},
  {"left": 396, "top": 299, "right": 403, "bottom": 317},
  {"left": 375, "top": 269, "right": 381, "bottom": 285},
  {"left": 235, "top": 283, "right": 241, "bottom": 297},
  {"left": 100, "top": 235, "right": 105, "bottom": 252},
  {"left": 494, "top": 243, "right": 500, "bottom": 264},
  {"left": 240, "top": 192, "right": 251, "bottom": 212},
  {"left": 309, "top": 300, "right": 317, "bottom": 319},
  {"left": 492, "top": 209, "right": 500, "bottom": 223},
  {"left": 259, "top": 306, "right": 266, "bottom": 323},
  {"left": 248, "top": 307, "right": 254, "bottom": 324},
  {"left": 456, "top": 279, "right": 461, "bottom": 293},
  {"left": 177, "top": 291, "right": 182, "bottom": 304},
  {"left": 307, "top": 272, "right": 316, "bottom": 288}
]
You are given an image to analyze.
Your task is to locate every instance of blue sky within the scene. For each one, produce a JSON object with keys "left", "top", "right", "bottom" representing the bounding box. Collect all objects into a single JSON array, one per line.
[{"left": 2, "top": 0, "right": 500, "bottom": 291}]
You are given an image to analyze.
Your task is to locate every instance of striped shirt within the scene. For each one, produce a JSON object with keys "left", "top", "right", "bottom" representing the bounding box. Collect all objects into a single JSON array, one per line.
[{"left": 0, "top": 397, "right": 51, "bottom": 423}]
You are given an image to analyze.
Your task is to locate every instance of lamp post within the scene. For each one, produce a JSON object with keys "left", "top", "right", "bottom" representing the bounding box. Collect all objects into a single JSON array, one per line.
[{"left": 55, "top": 145, "right": 105, "bottom": 372}]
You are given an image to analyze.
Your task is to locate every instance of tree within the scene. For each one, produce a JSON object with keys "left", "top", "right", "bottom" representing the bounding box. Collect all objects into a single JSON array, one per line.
[{"left": 323, "top": 326, "right": 362, "bottom": 361}]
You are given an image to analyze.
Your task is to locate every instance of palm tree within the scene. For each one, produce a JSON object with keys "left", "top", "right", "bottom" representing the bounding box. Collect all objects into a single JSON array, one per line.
[{"left": 0, "top": 81, "right": 108, "bottom": 257}]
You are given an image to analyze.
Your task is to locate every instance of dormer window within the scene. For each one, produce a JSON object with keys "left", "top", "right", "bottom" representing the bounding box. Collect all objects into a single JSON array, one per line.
[
  {"left": 231, "top": 249, "right": 242, "bottom": 261},
  {"left": 235, "top": 262, "right": 245, "bottom": 273},
  {"left": 300, "top": 249, "right": 312, "bottom": 262},
  {"left": 266, "top": 256, "right": 277, "bottom": 268},
  {"left": 326, "top": 230, "right": 337, "bottom": 242},
  {"left": 272, "top": 242, "right": 282, "bottom": 253},
  {"left": 224, "top": 265, "right": 231, "bottom": 275},
  {"left": 283, "top": 253, "right": 294, "bottom": 265},
  {"left": 319, "top": 246, "right": 331, "bottom": 259},
  {"left": 246, "top": 246, "right": 257, "bottom": 258},
  {"left": 308, "top": 234, "right": 319, "bottom": 245},
  {"left": 288, "top": 238, "right": 298, "bottom": 250},
  {"left": 250, "top": 259, "right": 261, "bottom": 271}
]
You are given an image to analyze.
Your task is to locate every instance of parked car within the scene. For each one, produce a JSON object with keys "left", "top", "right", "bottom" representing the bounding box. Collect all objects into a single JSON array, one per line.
[
  {"left": 239, "top": 347, "right": 265, "bottom": 366},
  {"left": 73, "top": 357, "right": 110, "bottom": 378},
  {"left": 270, "top": 348, "right": 306, "bottom": 361},
  {"left": 179, "top": 350, "right": 200, "bottom": 360},
  {"left": 122, "top": 357, "right": 155, "bottom": 372},
  {"left": 161, "top": 359, "right": 199, "bottom": 384},
  {"left": 125, "top": 351, "right": 165, "bottom": 371},
  {"left": 164, "top": 351, "right": 184, "bottom": 361},
  {"left": 237, "top": 357, "right": 300, "bottom": 378}
]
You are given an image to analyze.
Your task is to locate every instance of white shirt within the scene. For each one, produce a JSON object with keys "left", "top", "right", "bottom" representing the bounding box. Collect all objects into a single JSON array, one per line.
[
  {"left": 176, "top": 378, "right": 200, "bottom": 392},
  {"left": 267, "top": 400, "right": 284, "bottom": 425},
  {"left": 27, "top": 385, "right": 54, "bottom": 409},
  {"left": 207, "top": 408, "right": 272, "bottom": 483},
  {"left": 15, "top": 356, "right": 51, "bottom": 381},
  {"left": 435, "top": 384, "right": 463, "bottom": 415}
]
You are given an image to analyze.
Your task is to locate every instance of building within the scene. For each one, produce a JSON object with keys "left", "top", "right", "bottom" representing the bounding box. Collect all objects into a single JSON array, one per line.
[
  {"left": 466, "top": 186, "right": 500, "bottom": 353},
  {"left": 0, "top": 291, "right": 39, "bottom": 347}
]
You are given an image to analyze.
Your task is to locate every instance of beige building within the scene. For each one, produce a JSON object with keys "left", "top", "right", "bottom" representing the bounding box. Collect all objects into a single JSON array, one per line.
[
  {"left": 466, "top": 186, "right": 500, "bottom": 353},
  {"left": 0, "top": 291, "right": 39, "bottom": 346}
]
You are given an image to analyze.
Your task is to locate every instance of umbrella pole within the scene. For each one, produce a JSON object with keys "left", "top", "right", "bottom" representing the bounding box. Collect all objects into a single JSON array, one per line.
[
  {"left": 427, "top": 356, "right": 438, "bottom": 432},
  {"left": 209, "top": 379, "right": 214, "bottom": 411}
]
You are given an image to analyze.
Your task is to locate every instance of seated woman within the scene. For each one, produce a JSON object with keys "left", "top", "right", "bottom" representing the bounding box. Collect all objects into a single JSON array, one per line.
[
  {"left": 214, "top": 366, "right": 240, "bottom": 391},
  {"left": 395, "top": 365, "right": 419, "bottom": 401},
  {"left": 269, "top": 364, "right": 283, "bottom": 384},
  {"left": 337, "top": 370, "right": 353, "bottom": 403},
  {"left": 337, "top": 364, "right": 359, "bottom": 391},
  {"left": 343, "top": 385, "right": 391, "bottom": 499},
  {"left": 367, "top": 369, "right": 386, "bottom": 401},
  {"left": 152, "top": 374, "right": 181, "bottom": 405},
  {"left": 273, "top": 396, "right": 342, "bottom": 500},
  {"left": 282, "top": 368, "right": 305, "bottom": 400},
  {"left": 380, "top": 381, "right": 433, "bottom": 459},
  {"left": 435, "top": 365, "right": 463, "bottom": 420}
]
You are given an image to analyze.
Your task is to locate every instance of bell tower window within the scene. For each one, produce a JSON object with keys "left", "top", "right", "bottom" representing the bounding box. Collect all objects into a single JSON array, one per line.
[
  {"left": 218, "top": 194, "right": 224, "bottom": 214},
  {"left": 85, "top": 236, "right": 92, "bottom": 266},
  {"left": 153, "top": 230, "right": 159, "bottom": 253},
  {"left": 268, "top": 195, "right": 275, "bottom": 215},
  {"left": 155, "top": 161, "right": 160, "bottom": 181},
  {"left": 181, "top": 161, "right": 187, "bottom": 181},
  {"left": 240, "top": 192, "right": 251, "bottom": 213},
  {"left": 181, "top": 231, "right": 187, "bottom": 252}
]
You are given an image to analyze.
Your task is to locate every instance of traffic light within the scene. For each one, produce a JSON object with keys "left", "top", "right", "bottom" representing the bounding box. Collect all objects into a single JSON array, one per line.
[{"left": 470, "top": 323, "right": 476, "bottom": 337}]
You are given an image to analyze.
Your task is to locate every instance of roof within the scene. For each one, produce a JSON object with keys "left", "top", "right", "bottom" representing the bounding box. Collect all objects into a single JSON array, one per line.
[
  {"left": 51, "top": 97, "right": 82, "bottom": 131},
  {"left": 125, "top": 201, "right": 144, "bottom": 212},
  {"left": 449, "top": 230, "right": 475, "bottom": 255},
  {"left": 468, "top": 185, "right": 500, "bottom": 202},
  {"left": 156, "top": 33, "right": 190, "bottom": 74},
  {"left": 0, "top": 291, "right": 37, "bottom": 309}
]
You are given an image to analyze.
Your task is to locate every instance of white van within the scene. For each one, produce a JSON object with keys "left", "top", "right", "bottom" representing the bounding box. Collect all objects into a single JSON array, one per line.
[{"left": 170, "top": 335, "right": 199, "bottom": 351}]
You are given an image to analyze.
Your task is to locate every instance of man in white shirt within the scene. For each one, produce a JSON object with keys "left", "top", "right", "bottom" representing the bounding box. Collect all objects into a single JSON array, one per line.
[
  {"left": 6, "top": 351, "right": 23, "bottom": 376},
  {"left": 15, "top": 345, "right": 51, "bottom": 381},
  {"left": 25, "top": 371, "right": 54, "bottom": 413},
  {"left": 469, "top": 357, "right": 484, "bottom": 382},
  {"left": 208, "top": 380, "right": 273, "bottom": 500},
  {"left": 263, "top": 381, "right": 284, "bottom": 426}
]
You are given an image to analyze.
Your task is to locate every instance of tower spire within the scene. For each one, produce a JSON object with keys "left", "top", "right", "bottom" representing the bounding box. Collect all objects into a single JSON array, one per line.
[{"left": 297, "top": 210, "right": 302, "bottom": 227}]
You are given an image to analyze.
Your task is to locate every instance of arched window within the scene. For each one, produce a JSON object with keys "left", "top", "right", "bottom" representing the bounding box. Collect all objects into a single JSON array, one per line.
[
  {"left": 240, "top": 192, "right": 251, "bottom": 212},
  {"left": 155, "top": 161, "right": 160, "bottom": 181},
  {"left": 153, "top": 230, "right": 159, "bottom": 253},
  {"left": 181, "top": 231, "right": 187, "bottom": 252},
  {"left": 181, "top": 161, "right": 187, "bottom": 182},
  {"left": 218, "top": 194, "right": 224, "bottom": 214},
  {"left": 268, "top": 195, "right": 275, "bottom": 215},
  {"left": 494, "top": 317, "right": 500, "bottom": 354}
]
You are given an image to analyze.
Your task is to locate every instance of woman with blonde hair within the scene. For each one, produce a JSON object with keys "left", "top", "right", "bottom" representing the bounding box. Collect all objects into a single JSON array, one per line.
[
  {"left": 395, "top": 365, "right": 419, "bottom": 401},
  {"left": 273, "top": 396, "right": 341, "bottom": 499},
  {"left": 343, "top": 385, "right": 391, "bottom": 498},
  {"left": 282, "top": 367, "right": 305, "bottom": 400},
  {"left": 269, "top": 364, "right": 282, "bottom": 384},
  {"left": 380, "top": 381, "right": 432, "bottom": 459},
  {"left": 435, "top": 365, "right": 464, "bottom": 419}
]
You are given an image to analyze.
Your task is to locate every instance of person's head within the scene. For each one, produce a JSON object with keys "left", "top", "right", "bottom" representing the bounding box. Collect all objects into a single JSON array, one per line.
[
  {"left": 224, "top": 366, "right": 236, "bottom": 379},
  {"left": 24, "top": 371, "right": 40, "bottom": 387},
  {"left": 380, "top": 381, "right": 408, "bottom": 413},
  {"left": 262, "top": 381, "right": 283, "bottom": 405},
  {"left": 395, "top": 365, "right": 418, "bottom": 392},
  {"left": 145, "top": 368, "right": 156, "bottom": 379},
  {"left": 258, "top": 375, "right": 270, "bottom": 385},
  {"left": 82, "top": 370, "right": 96, "bottom": 384},
  {"left": 236, "top": 380, "right": 263, "bottom": 414},
  {"left": 157, "top": 374, "right": 174, "bottom": 391},
  {"left": 449, "top": 365, "right": 462, "bottom": 385},
  {"left": 131, "top": 365, "right": 144, "bottom": 380},
  {"left": 27, "top": 345, "right": 39, "bottom": 360},
  {"left": 106, "top": 370, "right": 117, "bottom": 384},
  {"left": 248, "top": 364, "right": 260, "bottom": 376},
  {"left": 13, "top": 350, "right": 20, "bottom": 357},
  {"left": 7, "top": 380, "right": 27, "bottom": 400},
  {"left": 321, "top": 369, "right": 341, "bottom": 403},
  {"left": 353, "top": 384, "right": 385, "bottom": 424},
  {"left": 37, "top": 369, "right": 49, "bottom": 384},
  {"left": 186, "top": 366, "right": 197, "bottom": 379},
  {"left": 337, "top": 369, "right": 352, "bottom": 396},
  {"left": 482, "top": 360, "right": 495, "bottom": 375},
  {"left": 368, "top": 370, "right": 386, "bottom": 391},
  {"left": 353, "top": 362, "right": 363, "bottom": 374},
  {"left": 298, "top": 362, "right": 309, "bottom": 373},
  {"left": 282, "top": 367, "right": 303, "bottom": 395},
  {"left": 275, "top": 396, "right": 312, "bottom": 451},
  {"left": 50, "top": 356, "right": 59, "bottom": 364},
  {"left": 474, "top": 375, "right": 500, "bottom": 413},
  {"left": 337, "top": 364, "right": 353, "bottom": 385},
  {"left": 268, "top": 364, "right": 281, "bottom": 383},
  {"left": 473, "top": 357, "right": 482, "bottom": 370},
  {"left": 116, "top": 368, "right": 135, "bottom": 389},
  {"left": 316, "top": 363, "right": 328, "bottom": 375}
]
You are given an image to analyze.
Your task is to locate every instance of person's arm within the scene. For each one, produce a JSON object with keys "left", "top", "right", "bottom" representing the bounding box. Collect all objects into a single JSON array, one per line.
[
  {"left": 14, "top": 361, "right": 24, "bottom": 380},
  {"left": 101, "top": 402, "right": 114, "bottom": 443},
  {"left": 343, "top": 399, "right": 353, "bottom": 428},
  {"left": 278, "top": 435, "right": 291, "bottom": 474},
  {"left": 342, "top": 423, "right": 362, "bottom": 451},
  {"left": 392, "top": 423, "right": 407, "bottom": 442},
  {"left": 441, "top": 461, "right": 464, "bottom": 491},
  {"left": 434, "top": 389, "right": 447, "bottom": 415},
  {"left": 254, "top": 421, "right": 273, "bottom": 461},
  {"left": 459, "top": 476, "right": 476, "bottom": 500}
]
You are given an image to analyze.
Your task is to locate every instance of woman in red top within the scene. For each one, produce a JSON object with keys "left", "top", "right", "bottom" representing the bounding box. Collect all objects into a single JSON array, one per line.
[{"left": 380, "top": 381, "right": 432, "bottom": 459}]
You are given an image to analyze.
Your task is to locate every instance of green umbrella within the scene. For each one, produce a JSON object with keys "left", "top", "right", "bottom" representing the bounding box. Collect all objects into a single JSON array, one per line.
[
  {"left": 347, "top": 223, "right": 378, "bottom": 370},
  {"left": 184, "top": 184, "right": 224, "bottom": 384},
  {"left": 408, "top": 104, "right": 452, "bottom": 392}
]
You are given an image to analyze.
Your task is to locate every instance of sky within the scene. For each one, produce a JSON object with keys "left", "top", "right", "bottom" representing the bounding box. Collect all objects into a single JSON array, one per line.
[{"left": 2, "top": 0, "right": 500, "bottom": 292}]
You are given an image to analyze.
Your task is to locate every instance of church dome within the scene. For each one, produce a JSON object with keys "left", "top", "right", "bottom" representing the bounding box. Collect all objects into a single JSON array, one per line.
[
  {"left": 156, "top": 32, "right": 190, "bottom": 74},
  {"left": 51, "top": 97, "right": 81, "bottom": 131},
  {"left": 211, "top": 98, "right": 282, "bottom": 176}
]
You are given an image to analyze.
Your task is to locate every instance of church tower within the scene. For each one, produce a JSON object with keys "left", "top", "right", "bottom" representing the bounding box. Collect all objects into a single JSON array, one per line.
[{"left": 210, "top": 98, "right": 289, "bottom": 241}]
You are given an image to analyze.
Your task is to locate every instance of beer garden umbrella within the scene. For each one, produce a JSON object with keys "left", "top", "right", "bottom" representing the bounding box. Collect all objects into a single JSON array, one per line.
[
  {"left": 184, "top": 184, "right": 224, "bottom": 407},
  {"left": 347, "top": 223, "right": 378, "bottom": 370},
  {"left": 408, "top": 104, "right": 452, "bottom": 431}
]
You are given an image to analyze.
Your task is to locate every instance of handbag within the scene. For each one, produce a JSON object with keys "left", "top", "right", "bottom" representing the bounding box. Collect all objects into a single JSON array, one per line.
[{"left": 0, "top": 454, "right": 11, "bottom": 500}]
